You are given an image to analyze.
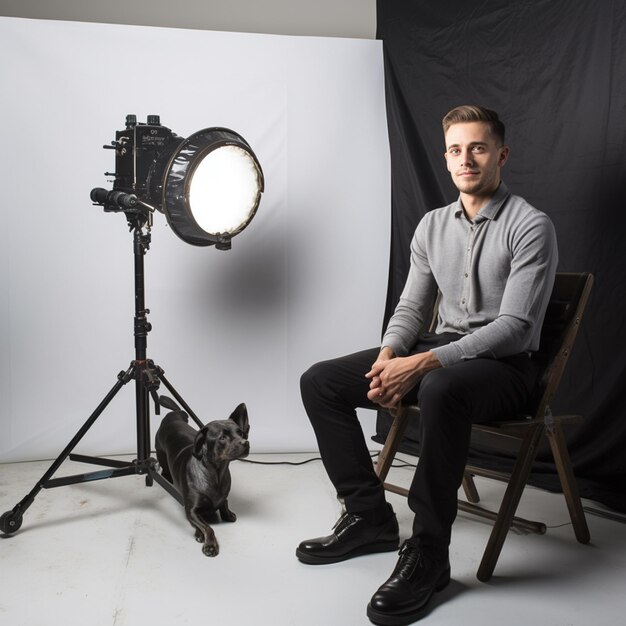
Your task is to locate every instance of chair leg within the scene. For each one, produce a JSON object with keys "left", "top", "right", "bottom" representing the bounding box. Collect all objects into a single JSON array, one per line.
[
  {"left": 477, "top": 424, "right": 544, "bottom": 582},
  {"left": 375, "top": 407, "right": 413, "bottom": 482},
  {"left": 546, "top": 423, "right": 591, "bottom": 544},
  {"left": 462, "top": 473, "right": 480, "bottom": 503}
]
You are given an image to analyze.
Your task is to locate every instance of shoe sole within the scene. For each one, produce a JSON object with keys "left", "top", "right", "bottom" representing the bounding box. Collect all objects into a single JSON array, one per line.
[
  {"left": 365, "top": 568, "right": 451, "bottom": 625},
  {"left": 295, "top": 540, "right": 399, "bottom": 565}
]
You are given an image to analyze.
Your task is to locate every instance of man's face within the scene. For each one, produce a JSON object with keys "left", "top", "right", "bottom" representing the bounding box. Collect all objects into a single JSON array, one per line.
[{"left": 444, "top": 121, "right": 509, "bottom": 198}]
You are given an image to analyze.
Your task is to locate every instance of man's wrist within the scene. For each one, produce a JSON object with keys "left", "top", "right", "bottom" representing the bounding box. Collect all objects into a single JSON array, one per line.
[
  {"left": 409, "top": 350, "right": 442, "bottom": 371},
  {"left": 379, "top": 346, "right": 395, "bottom": 359}
]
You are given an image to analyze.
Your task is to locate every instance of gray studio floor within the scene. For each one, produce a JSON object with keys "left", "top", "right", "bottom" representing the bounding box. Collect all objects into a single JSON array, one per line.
[{"left": 1, "top": 450, "right": 625, "bottom": 626}]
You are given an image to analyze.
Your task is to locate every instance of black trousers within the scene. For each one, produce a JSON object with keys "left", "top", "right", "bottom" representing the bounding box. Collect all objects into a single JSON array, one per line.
[{"left": 300, "top": 333, "right": 537, "bottom": 553}]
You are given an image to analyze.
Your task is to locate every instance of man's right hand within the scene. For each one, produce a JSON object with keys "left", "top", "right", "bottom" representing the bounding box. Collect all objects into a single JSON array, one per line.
[
  {"left": 365, "top": 347, "right": 441, "bottom": 411},
  {"left": 365, "top": 347, "right": 396, "bottom": 407}
]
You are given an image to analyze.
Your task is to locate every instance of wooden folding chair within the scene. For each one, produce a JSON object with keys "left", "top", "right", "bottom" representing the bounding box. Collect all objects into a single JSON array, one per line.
[{"left": 375, "top": 272, "right": 594, "bottom": 581}]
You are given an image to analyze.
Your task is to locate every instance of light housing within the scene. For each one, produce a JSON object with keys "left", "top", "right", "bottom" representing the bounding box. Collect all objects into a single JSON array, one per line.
[{"left": 111, "top": 115, "right": 264, "bottom": 249}]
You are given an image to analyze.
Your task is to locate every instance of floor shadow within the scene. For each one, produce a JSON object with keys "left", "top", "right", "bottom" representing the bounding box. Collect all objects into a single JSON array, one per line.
[{"left": 421, "top": 579, "right": 471, "bottom": 618}]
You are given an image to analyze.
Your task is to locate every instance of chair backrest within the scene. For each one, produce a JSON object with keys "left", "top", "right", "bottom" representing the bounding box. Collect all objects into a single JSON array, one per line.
[
  {"left": 424, "top": 272, "right": 593, "bottom": 421},
  {"left": 530, "top": 272, "right": 594, "bottom": 420}
]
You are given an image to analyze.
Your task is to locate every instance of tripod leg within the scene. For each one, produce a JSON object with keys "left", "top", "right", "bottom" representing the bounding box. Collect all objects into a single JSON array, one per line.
[
  {"left": 0, "top": 367, "right": 132, "bottom": 535},
  {"left": 147, "top": 464, "right": 184, "bottom": 505}
]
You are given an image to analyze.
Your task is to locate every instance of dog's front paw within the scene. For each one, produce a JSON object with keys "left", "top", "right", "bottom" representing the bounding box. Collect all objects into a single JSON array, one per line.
[
  {"left": 194, "top": 525, "right": 219, "bottom": 556},
  {"left": 202, "top": 541, "right": 219, "bottom": 557}
]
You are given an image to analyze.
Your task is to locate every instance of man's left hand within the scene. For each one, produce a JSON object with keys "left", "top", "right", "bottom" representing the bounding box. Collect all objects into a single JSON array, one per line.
[{"left": 365, "top": 351, "right": 442, "bottom": 410}]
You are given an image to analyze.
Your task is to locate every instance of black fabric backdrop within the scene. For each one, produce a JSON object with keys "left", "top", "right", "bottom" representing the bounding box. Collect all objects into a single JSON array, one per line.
[{"left": 374, "top": 0, "right": 626, "bottom": 512}]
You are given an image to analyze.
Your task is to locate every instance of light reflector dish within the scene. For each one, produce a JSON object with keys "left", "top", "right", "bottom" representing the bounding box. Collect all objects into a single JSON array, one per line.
[{"left": 163, "top": 128, "right": 264, "bottom": 248}]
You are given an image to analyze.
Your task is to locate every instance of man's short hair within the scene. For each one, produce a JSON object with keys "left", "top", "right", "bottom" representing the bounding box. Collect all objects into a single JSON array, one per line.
[{"left": 442, "top": 105, "right": 505, "bottom": 145}]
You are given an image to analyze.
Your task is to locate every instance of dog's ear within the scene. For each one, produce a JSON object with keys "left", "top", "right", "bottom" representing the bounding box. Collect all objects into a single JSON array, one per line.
[
  {"left": 193, "top": 426, "right": 210, "bottom": 459},
  {"left": 228, "top": 403, "right": 249, "bottom": 437},
  {"left": 159, "top": 395, "right": 180, "bottom": 412}
]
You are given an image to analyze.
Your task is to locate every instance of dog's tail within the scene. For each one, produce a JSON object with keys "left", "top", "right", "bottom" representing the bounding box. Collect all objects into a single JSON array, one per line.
[{"left": 159, "top": 395, "right": 182, "bottom": 413}]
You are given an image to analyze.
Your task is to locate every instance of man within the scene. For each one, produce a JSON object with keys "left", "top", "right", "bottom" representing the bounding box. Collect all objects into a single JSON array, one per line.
[{"left": 296, "top": 105, "right": 558, "bottom": 625}]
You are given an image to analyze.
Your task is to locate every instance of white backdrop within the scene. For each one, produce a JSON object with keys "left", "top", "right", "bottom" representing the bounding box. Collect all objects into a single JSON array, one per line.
[{"left": 0, "top": 17, "right": 390, "bottom": 462}]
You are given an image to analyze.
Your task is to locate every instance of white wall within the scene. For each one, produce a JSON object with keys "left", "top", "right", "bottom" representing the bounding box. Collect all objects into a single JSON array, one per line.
[
  {"left": 0, "top": 0, "right": 377, "bottom": 39},
  {"left": 0, "top": 17, "right": 390, "bottom": 462}
]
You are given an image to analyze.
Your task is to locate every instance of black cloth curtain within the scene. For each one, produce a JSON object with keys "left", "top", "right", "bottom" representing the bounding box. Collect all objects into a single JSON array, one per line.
[{"left": 375, "top": 0, "right": 626, "bottom": 512}]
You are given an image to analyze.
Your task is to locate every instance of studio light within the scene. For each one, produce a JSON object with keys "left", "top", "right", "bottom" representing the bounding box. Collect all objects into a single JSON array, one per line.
[
  {"left": 0, "top": 114, "right": 264, "bottom": 537},
  {"left": 95, "top": 114, "right": 264, "bottom": 249}
]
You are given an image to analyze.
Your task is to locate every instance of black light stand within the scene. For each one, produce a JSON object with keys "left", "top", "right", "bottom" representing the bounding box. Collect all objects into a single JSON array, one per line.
[{"left": 0, "top": 199, "right": 198, "bottom": 534}]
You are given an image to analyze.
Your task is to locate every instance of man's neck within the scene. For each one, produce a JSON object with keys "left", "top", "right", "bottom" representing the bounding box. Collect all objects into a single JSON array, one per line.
[
  {"left": 459, "top": 181, "right": 502, "bottom": 220},
  {"left": 459, "top": 192, "right": 491, "bottom": 220}
]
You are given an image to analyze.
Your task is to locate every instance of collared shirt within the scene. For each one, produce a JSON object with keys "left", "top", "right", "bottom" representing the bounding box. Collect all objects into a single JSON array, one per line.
[{"left": 381, "top": 183, "right": 559, "bottom": 367}]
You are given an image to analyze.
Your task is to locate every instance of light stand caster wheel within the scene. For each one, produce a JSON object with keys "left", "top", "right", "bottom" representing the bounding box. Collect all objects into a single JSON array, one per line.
[{"left": 0, "top": 510, "right": 23, "bottom": 535}]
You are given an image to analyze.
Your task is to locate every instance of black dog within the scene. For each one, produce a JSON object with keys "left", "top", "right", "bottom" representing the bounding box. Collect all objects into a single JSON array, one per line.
[{"left": 155, "top": 396, "right": 250, "bottom": 556}]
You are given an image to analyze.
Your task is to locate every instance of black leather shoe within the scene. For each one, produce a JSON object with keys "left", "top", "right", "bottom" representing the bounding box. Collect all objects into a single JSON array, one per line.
[
  {"left": 367, "top": 541, "right": 451, "bottom": 625},
  {"left": 296, "top": 511, "right": 399, "bottom": 564}
]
